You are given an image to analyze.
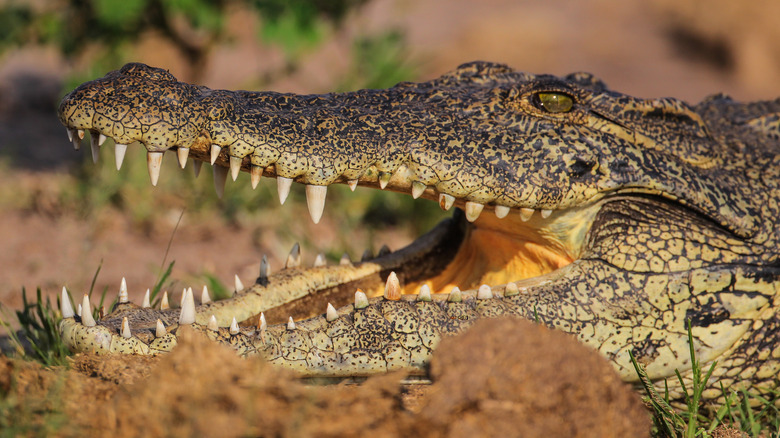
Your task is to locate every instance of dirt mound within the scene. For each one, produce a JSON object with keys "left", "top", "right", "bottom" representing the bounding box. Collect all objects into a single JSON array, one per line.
[{"left": 2, "top": 319, "right": 650, "bottom": 437}]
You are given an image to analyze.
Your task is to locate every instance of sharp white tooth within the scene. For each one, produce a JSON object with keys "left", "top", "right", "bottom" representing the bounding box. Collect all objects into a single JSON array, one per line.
[
  {"left": 114, "top": 143, "right": 127, "bottom": 170},
  {"left": 326, "top": 303, "right": 338, "bottom": 321},
  {"left": 378, "top": 172, "right": 391, "bottom": 189},
  {"left": 213, "top": 165, "right": 228, "bottom": 199},
  {"left": 118, "top": 277, "right": 128, "bottom": 303},
  {"left": 504, "top": 283, "right": 520, "bottom": 297},
  {"left": 178, "top": 287, "right": 195, "bottom": 325},
  {"left": 477, "top": 284, "right": 493, "bottom": 300},
  {"left": 201, "top": 285, "right": 211, "bottom": 304},
  {"left": 99, "top": 133, "right": 107, "bottom": 145},
  {"left": 354, "top": 289, "right": 368, "bottom": 309},
  {"left": 339, "top": 253, "right": 352, "bottom": 266},
  {"left": 208, "top": 315, "right": 218, "bottom": 331},
  {"left": 347, "top": 179, "right": 358, "bottom": 191},
  {"left": 61, "top": 287, "right": 74, "bottom": 318},
  {"left": 193, "top": 160, "right": 202, "bottom": 178},
  {"left": 285, "top": 243, "right": 301, "bottom": 268},
  {"left": 259, "top": 313, "right": 267, "bottom": 331},
  {"left": 411, "top": 182, "right": 426, "bottom": 199},
  {"left": 541, "top": 209, "right": 553, "bottom": 218},
  {"left": 121, "top": 317, "right": 132, "bottom": 338},
  {"left": 155, "top": 319, "right": 166, "bottom": 338},
  {"left": 384, "top": 272, "right": 401, "bottom": 301},
  {"left": 81, "top": 295, "right": 96, "bottom": 327},
  {"left": 287, "top": 317, "right": 296, "bottom": 330},
  {"left": 66, "top": 128, "right": 74, "bottom": 142},
  {"left": 417, "top": 284, "right": 432, "bottom": 302},
  {"left": 210, "top": 144, "right": 221, "bottom": 165},
  {"left": 78, "top": 129, "right": 85, "bottom": 139},
  {"left": 519, "top": 208, "right": 534, "bottom": 222},
  {"left": 230, "top": 317, "right": 240, "bottom": 334},
  {"left": 313, "top": 253, "right": 326, "bottom": 267},
  {"left": 250, "top": 166, "right": 262, "bottom": 189},
  {"left": 68, "top": 129, "right": 81, "bottom": 150},
  {"left": 305, "top": 185, "right": 327, "bottom": 224},
  {"left": 277, "top": 176, "right": 292, "bottom": 205},
  {"left": 181, "top": 287, "right": 189, "bottom": 306},
  {"left": 465, "top": 201, "right": 484, "bottom": 222},
  {"left": 90, "top": 132, "right": 101, "bottom": 163},
  {"left": 494, "top": 205, "right": 510, "bottom": 219},
  {"left": 447, "top": 287, "right": 462, "bottom": 303},
  {"left": 142, "top": 289, "right": 151, "bottom": 308},
  {"left": 229, "top": 156, "right": 242, "bottom": 181},
  {"left": 147, "top": 151, "right": 164, "bottom": 186},
  {"left": 160, "top": 291, "right": 170, "bottom": 310},
  {"left": 259, "top": 255, "right": 270, "bottom": 278},
  {"left": 438, "top": 193, "right": 455, "bottom": 211},
  {"left": 177, "top": 148, "right": 189, "bottom": 169},
  {"left": 234, "top": 274, "right": 244, "bottom": 292}
]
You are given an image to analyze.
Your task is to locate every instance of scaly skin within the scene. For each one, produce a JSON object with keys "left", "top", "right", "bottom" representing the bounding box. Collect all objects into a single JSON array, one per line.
[{"left": 57, "top": 62, "right": 780, "bottom": 402}]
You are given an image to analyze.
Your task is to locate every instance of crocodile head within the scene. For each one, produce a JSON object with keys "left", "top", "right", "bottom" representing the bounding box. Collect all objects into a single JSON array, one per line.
[{"left": 57, "top": 62, "right": 780, "bottom": 401}]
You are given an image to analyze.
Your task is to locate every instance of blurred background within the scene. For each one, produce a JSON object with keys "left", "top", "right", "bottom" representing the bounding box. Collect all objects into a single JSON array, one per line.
[{"left": 0, "top": 0, "right": 778, "bottom": 309}]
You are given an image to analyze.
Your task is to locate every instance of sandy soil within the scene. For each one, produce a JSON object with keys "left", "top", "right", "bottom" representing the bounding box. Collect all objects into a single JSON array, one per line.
[{"left": 0, "top": 0, "right": 775, "bottom": 435}]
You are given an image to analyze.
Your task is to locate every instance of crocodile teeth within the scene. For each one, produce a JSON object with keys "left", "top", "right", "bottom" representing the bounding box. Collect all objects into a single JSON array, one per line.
[
  {"left": 411, "top": 181, "right": 426, "bottom": 199},
  {"left": 447, "top": 287, "right": 462, "bottom": 303},
  {"left": 378, "top": 172, "right": 391, "bottom": 189},
  {"left": 347, "top": 179, "right": 358, "bottom": 191},
  {"left": 147, "top": 151, "right": 164, "bottom": 186},
  {"left": 519, "top": 208, "right": 534, "bottom": 222},
  {"left": 259, "top": 255, "right": 270, "bottom": 278},
  {"left": 121, "top": 317, "right": 132, "bottom": 338},
  {"left": 142, "top": 289, "right": 151, "bottom": 308},
  {"left": 160, "top": 291, "right": 170, "bottom": 310},
  {"left": 177, "top": 148, "right": 189, "bottom": 169},
  {"left": 313, "top": 253, "right": 326, "bottom": 267},
  {"left": 81, "top": 295, "right": 96, "bottom": 327},
  {"left": 234, "top": 274, "right": 244, "bottom": 292},
  {"left": 286, "top": 243, "right": 301, "bottom": 268},
  {"left": 61, "top": 287, "right": 74, "bottom": 318},
  {"left": 305, "top": 185, "right": 327, "bottom": 224},
  {"left": 494, "top": 205, "right": 510, "bottom": 219},
  {"left": 208, "top": 315, "right": 218, "bottom": 331},
  {"left": 210, "top": 144, "right": 221, "bottom": 165},
  {"left": 504, "top": 283, "right": 520, "bottom": 297},
  {"left": 229, "top": 156, "right": 242, "bottom": 181},
  {"left": 326, "top": 303, "right": 338, "bottom": 321},
  {"left": 201, "top": 285, "right": 211, "bottom": 304},
  {"left": 277, "top": 177, "right": 292, "bottom": 205},
  {"left": 465, "top": 201, "right": 484, "bottom": 222},
  {"left": 230, "top": 317, "right": 239, "bottom": 335},
  {"left": 384, "top": 272, "right": 401, "bottom": 301},
  {"left": 354, "top": 289, "right": 369, "bottom": 309},
  {"left": 259, "top": 313, "right": 267, "bottom": 331},
  {"left": 155, "top": 319, "right": 166, "bottom": 338},
  {"left": 213, "top": 165, "right": 228, "bottom": 199},
  {"left": 287, "top": 317, "right": 296, "bottom": 330},
  {"left": 118, "top": 277, "right": 129, "bottom": 303},
  {"left": 250, "top": 166, "right": 262, "bottom": 189},
  {"left": 439, "top": 193, "right": 455, "bottom": 211},
  {"left": 115, "top": 144, "right": 127, "bottom": 170},
  {"left": 67, "top": 128, "right": 80, "bottom": 150},
  {"left": 541, "top": 209, "right": 553, "bottom": 218},
  {"left": 193, "top": 160, "right": 202, "bottom": 178},
  {"left": 477, "top": 284, "right": 493, "bottom": 300},
  {"left": 179, "top": 287, "right": 195, "bottom": 325},
  {"left": 98, "top": 134, "right": 107, "bottom": 146},
  {"left": 90, "top": 132, "right": 101, "bottom": 163},
  {"left": 417, "top": 284, "right": 432, "bottom": 302},
  {"left": 77, "top": 303, "right": 82, "bottom": 317},
  {"left": 339, "top": 253, "right": 352, "bottom": 266}
]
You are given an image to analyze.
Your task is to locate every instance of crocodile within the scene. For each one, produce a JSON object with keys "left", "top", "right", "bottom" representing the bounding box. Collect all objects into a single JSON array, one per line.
[{"left": 56, "top": 61, "right": 780, "bottom": 402}]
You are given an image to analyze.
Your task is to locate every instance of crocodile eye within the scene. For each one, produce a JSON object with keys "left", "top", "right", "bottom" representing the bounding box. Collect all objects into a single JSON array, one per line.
[{"left": 534, "top": 92, "right": 574, "bottom": 113}]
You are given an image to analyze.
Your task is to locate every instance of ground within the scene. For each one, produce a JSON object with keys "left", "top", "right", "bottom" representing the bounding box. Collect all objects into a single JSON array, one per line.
[{"left": 0, "top": 0, "right": 775, "bottom": 436}]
